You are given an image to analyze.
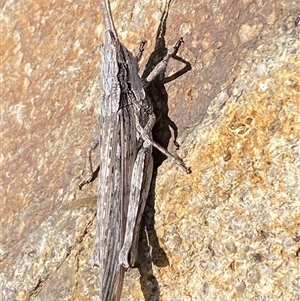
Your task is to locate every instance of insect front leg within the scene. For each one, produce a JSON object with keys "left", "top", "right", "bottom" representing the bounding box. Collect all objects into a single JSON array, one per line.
[
  {"left": 143, "top": 37, "right": 184, "bottom": 86},
  {"left": 135, "top": 39, "right": 147, "bottom": 63}
]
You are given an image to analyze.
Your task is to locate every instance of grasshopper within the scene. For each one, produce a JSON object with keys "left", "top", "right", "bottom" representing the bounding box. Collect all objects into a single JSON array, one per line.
[{"left": 79, "top": 0, "right": 190, "bottom": 299}]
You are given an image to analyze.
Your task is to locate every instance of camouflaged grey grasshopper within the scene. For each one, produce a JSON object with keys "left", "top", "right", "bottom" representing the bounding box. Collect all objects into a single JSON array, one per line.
[{"left": 79, "top": 0, "right": 190, "bottom": 300}]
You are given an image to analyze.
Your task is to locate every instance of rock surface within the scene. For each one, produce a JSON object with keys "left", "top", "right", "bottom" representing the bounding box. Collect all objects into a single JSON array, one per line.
[{"left": 1, "top": 0, "right": 299, "bottom": 300}]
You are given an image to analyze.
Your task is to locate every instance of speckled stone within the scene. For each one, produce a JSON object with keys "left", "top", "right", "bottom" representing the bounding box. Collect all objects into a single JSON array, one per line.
[
  {"left": 1, "top": 0, "right": 299, "bottom": 300},
  {"left": 151, "top": 31, "right": 300, "bottom": 301}
]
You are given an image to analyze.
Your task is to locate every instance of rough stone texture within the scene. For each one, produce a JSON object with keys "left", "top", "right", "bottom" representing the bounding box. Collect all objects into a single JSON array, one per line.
[
  {"left": 151, "top": 33, "right": 300, "bottom": 301},
  {"left": 1, "top": 0, "right": 299, "bottom": 300}
]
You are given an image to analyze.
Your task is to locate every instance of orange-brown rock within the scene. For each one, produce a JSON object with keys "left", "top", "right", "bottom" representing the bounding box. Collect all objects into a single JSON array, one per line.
[{"left": 1, "top": 0, "right": 299, "bottom": 300}]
